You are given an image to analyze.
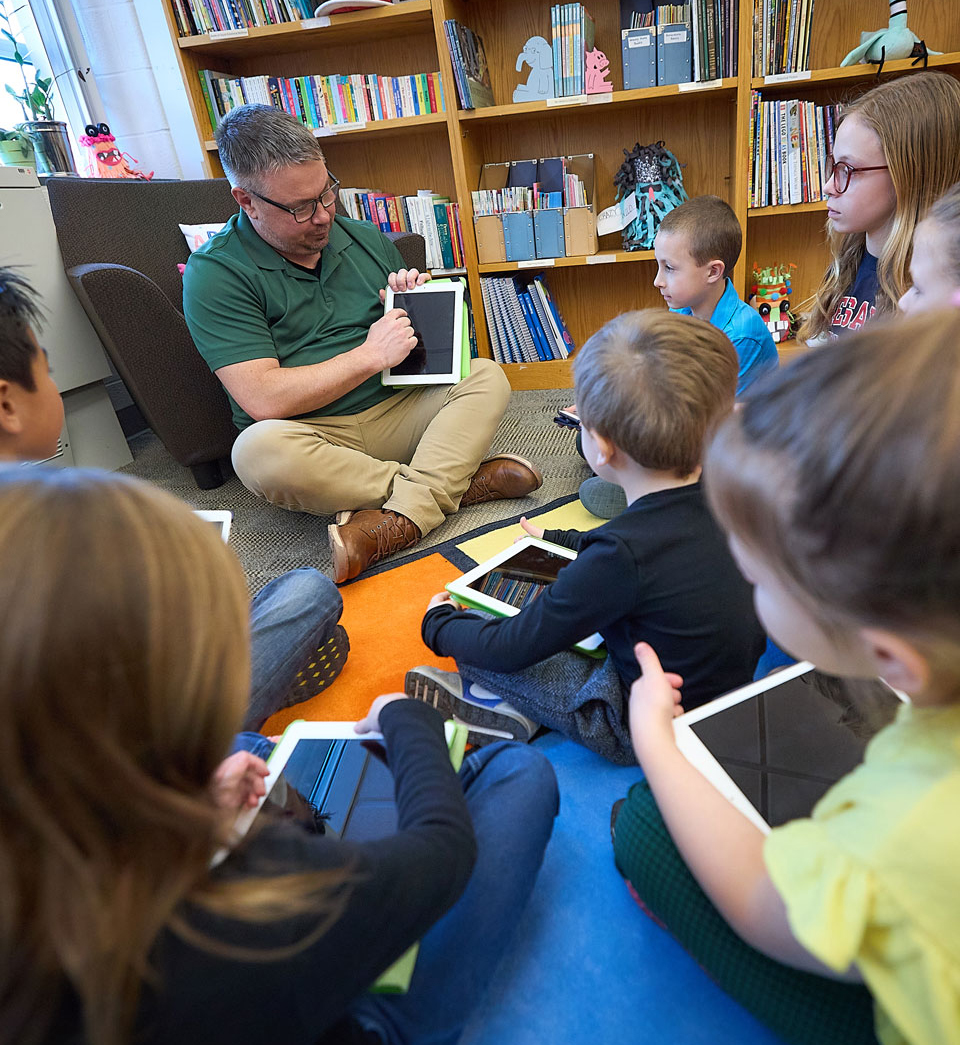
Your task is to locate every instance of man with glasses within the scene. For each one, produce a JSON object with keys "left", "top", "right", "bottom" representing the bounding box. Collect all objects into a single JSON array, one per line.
[{"left": 184, "top": 105, "right": 541, "bottom": 582}]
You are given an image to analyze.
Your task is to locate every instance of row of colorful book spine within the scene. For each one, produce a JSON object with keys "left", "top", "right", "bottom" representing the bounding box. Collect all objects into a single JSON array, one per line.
[
  {"left": 753, "top": 0, "right": 816, "bottom": 77},
  {"left": 480, "top": 275, "right": 575, "bottom": 365},
  {"left": 551, "top": 3, "right": 596, "bottom": 97},
  {"left": 172, "top": 0, "right": 308, "bottom": 36},
  {"left": 691, "top": 0, "right": 738, "bottom": 80},
  {"left": 443, "top": 19, "right": 495, "bottom": 110},
  {"left": 748, "top": 91, "right": 840, "bottom": 208},
  {"left": 338, "top": 188, "right": 465, "bottom": 271},
  {"left": 198, "top": 69, "right": 444, "bottom": 132}
]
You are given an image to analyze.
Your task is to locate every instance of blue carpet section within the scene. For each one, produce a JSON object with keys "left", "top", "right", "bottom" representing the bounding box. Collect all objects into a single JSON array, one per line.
[{"left": 461, "top": 734, "right": 786, "bottom": 1045}]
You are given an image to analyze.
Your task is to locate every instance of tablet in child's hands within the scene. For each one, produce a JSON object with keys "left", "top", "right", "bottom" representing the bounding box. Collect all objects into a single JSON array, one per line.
[{"left": 445, "top": 536, "right": 605, "bottom": 657}]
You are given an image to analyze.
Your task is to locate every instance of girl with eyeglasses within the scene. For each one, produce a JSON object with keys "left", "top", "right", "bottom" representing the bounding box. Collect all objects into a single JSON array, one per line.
[{"left": 799, "top": 71, "right": 960, "bottom": 342}]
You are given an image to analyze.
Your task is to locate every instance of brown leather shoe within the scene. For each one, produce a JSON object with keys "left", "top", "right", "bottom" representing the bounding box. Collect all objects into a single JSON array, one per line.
[
  {"left": 328, "top": 509, "right": 421, "bottom": 583},
  {"left": 460, "top": 454, "right": 543, "bottom": 507}
]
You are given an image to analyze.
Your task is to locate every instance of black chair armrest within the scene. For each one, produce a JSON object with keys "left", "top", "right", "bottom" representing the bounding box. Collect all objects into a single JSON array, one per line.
[
  {"left": 384, "top": 232, "right": 427, "bottom": 272},
  {"left": 67, "top": 263, "right": 237, "bottom": 467}
]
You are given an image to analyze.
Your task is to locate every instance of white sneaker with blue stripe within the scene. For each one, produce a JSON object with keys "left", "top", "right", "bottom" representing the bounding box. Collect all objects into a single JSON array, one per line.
[{"left": 404, "top": 666, "right": 539, "bottom": 746}]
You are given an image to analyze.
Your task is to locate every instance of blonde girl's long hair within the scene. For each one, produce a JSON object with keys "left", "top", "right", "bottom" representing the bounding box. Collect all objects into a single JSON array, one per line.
[
  {"left": 800, "top": 71, "right": 960, "bottom": 340},
  {"left": 0, "top": 470, "right": 347, "bottom": 1045}
]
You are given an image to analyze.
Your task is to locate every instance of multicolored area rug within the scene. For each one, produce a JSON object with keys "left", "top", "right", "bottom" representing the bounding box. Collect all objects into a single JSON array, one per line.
[{"left": 262, "top": 495, "right": 604, "bottom": 733}]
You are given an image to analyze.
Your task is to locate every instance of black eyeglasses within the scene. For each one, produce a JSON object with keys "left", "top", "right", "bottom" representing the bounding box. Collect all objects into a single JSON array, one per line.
[
  {"left": 250, "top": 175, "right": 340, "bottom": 222},
  {"left": 824, "top": 156, "right": 889, "bottom": 195}
]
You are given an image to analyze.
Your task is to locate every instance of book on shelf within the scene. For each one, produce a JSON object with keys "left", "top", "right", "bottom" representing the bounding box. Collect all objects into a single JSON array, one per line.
[
  {"left": 480, "top": 274, "right": 574, "bottom": 364},
  {"left": 338, "top": 187, "right": 466, "bottom": 271},
  {"left": 443, "top": 20, "right": 495, "bottom": 110},
  {"left": 198, "top": 69, "right": 444, "bottom": 131},
  {"left": 754, "top": 0, "right": 816, "bottom": 78},
  {"left": 175, "top": 0, "right": 312, "bottom": 36},
  {"left": 550, "top": 4, "right": 596, "bottom": 97},
  {"left": 748, "top": 90, "right": 839, "bottom": 208}
]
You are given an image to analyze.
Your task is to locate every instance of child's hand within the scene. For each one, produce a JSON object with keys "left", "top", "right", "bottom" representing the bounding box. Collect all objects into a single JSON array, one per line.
[
  {"left": 628, "top": 642, "right": 684, "bottom": 764},
  {"left": 516, "top": 516, "right": 545, "bottom": 541},
  {"left": 211, "top": 751, "right": 270, "bottom": 811},
  {"left": 427, "top": 591, "right": 456, "bottom": 611},
  {"left": 355, "top": 693, "right": 408, "bottom": 734}
]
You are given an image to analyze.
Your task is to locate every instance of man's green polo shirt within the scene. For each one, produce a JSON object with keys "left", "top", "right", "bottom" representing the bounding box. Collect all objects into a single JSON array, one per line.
[{"left": 183, "top": 210, "right": 405, "bottom": 430}]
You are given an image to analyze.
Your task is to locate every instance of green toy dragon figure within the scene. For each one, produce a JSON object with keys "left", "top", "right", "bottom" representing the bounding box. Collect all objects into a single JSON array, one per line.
[{"left": 841, "top": 0, "right": 939, "bottom": 72}]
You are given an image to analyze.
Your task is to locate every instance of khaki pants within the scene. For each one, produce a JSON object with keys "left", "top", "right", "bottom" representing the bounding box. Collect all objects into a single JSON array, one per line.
[{"left": 231, "top": 358, "right": 511, "bottom": 536}]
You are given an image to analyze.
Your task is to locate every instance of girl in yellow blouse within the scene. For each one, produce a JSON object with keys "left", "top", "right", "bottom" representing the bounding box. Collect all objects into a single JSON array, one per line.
[{"left": 613, "top": 308, "right": 960, "bottom": 1045}]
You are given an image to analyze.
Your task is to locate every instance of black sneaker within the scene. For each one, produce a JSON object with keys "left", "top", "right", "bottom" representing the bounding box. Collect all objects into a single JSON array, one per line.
[{"left": 404, "top": 666, "right": 539, "bottom": 746}]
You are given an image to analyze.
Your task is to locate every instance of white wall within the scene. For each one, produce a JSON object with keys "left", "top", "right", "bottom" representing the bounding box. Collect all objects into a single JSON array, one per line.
[{"left": 69, "top": 0, "right": 204, "bottom": 179}]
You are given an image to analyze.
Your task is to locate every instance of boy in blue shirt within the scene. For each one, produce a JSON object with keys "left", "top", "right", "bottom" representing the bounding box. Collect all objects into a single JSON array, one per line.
[
  {"left": 581, "top": 196, "right": 778, "bottom": 518},
  {"left": 653, "top": 195, "right": 778, "bottom": 394}
]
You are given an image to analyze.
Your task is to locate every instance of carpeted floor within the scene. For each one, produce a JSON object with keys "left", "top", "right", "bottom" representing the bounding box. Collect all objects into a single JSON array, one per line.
[{"left": 121, "top": 388, "right": 591, "bottom": 594}]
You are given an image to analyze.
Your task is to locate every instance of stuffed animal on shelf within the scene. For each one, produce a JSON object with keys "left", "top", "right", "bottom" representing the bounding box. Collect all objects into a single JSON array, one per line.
[
  {"left": 78, "top": 123, "right": 153, "bottom": 180},
  {"left": 585, "top": 47, "right": 613, "bottom": 93},
  {"left": 749, "top": 263, "right": 798, "bottom": 343},
  {"left": 840, "top": 0, "right": 939, "bottom": 71},
  {"left": 513, "top": 36, "right": 555, "bottom": 102}
]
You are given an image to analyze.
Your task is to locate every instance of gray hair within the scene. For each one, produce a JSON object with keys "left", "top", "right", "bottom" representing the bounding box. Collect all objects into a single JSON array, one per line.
[{"left": 215, "top": 104, "right": 325, "bottom": 190}]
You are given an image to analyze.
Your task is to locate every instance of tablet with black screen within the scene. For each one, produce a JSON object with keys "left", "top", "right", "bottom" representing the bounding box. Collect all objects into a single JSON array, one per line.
[
  {"left": 674, "top": 661, "right": 906, "bottom": 832},
  {"left": 382, "top": 281, "right": 464, "bottom": 385}
]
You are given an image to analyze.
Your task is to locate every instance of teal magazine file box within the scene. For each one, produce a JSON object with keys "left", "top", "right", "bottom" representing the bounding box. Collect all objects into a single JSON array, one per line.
[
  {"left": 533, "top": 209, "right": 565, "bottom": 259},
  {"left": 622, "top": 27, "right": 656, "bottom": 89},
  {"left": 656, "top": 23, "right": 692, "bottom": 86},
  {"left": 503, "top": 211, "right": 536, "bottom": 262}
]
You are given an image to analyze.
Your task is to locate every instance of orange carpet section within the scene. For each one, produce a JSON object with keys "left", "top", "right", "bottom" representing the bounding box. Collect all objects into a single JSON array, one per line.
[{"left": 262, "top": 553, "right": 460, "bottom": 733}]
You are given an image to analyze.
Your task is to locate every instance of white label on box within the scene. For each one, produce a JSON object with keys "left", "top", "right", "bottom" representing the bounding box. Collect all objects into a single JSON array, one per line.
[
  {"left": 627, "top": 35, "right": 651, "bottom": 47},
  {"left": 679, "top": 77, "right": 724, "bottom": 91},
  {"left": 596, "top": 194, "right": 638, "bottom": 236},
  {"left": 208, "top": 27, "right": 248, "bottom": 37},
  {"left": 586, "top": 253, "right": 616, "bottom": 264},
  {"left": 763, "top": 70, "right": 812, "bottom": 84},
  {"left": 518, "top": 258, "right": 554, "bottom": 268},
  {"left": 300, "top": 16, "right": 331, "bottom": 28},
  {"left": 547, "top": 94, "right": 587, "bottom": 107},
  {"left": 663, "top": 30, "right": 688, "bottom": 43}
]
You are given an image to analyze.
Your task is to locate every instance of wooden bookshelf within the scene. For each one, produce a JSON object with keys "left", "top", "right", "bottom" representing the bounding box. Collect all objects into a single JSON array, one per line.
[{"left": 162, "top": 0, "right": 960, "bottom": 388}]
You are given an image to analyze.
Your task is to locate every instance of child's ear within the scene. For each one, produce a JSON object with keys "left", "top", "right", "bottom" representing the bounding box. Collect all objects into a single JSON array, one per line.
[
  {"left": 706, "top": 260, "right": 725, "bottom": 284},
  {"left": 859, "top": 627, "right": 930, "bottom": 696},
  {"left": 0, "top": 380, "right": 25, "bottom": 437},
  {"left": 586, "top": 427, "right": 617, "bottom": 466}
]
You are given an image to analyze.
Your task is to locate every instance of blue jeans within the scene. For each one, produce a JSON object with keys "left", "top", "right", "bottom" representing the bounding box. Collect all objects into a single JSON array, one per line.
[
  {"left": 353, "top": 743, "right": 559, "bottom": 1045},
  {"left": 231, "top": 736, "right": 560, "bottom": 1044},
  {"left": 245, "top": 568, "right": 344, "bottom": 731}
]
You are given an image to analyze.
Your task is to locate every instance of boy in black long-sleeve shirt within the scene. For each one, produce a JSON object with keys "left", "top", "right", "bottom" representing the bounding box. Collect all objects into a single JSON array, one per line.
[{"left": 409, "top": 310, "right": 765, "bottom": 765}]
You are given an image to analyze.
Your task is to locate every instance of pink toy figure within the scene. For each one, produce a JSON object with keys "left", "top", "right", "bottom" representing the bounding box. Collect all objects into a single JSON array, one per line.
[
  {"left": 585, "top": 47, "right": 613, "bottom": 94},
  {"left": 78, "top": 123, "right": 153, "bottom": 180}
]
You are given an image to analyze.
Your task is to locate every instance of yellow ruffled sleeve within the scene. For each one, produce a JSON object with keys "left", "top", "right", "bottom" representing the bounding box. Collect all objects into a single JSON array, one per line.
[{"left": 764, "top": 818, "right": 873, "bottom": 974}]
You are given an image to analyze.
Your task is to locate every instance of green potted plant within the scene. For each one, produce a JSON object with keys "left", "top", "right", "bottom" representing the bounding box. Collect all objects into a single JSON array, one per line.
[
  {"left": 0, "top": 127, "right": 36, "bottom": 167},
  {"left": 1, "top": 5, "right": 76, "bottom": 175}
]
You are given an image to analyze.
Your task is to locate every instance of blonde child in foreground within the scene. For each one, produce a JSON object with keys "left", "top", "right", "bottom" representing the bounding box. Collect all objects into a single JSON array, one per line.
[
  {"left": 613, "top": 309, "right": 960, "bottom": 1045},
  {"left": 899, "top": 181, "right": 960, "bottom": 314}
]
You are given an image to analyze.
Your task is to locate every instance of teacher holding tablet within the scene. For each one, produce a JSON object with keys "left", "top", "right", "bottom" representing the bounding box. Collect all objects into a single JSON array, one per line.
[{"left": 184, "top": 104, "right": 543, "bottom": 583}]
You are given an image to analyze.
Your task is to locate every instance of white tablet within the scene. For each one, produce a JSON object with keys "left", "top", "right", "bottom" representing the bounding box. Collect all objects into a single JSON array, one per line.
[
  {"left": 382, "top": 281, "right": 464, "bottom": 385},
  {"left": 674, "top": 662, "right": 907, "bottom": 833},
  {"left": 445, "top": 535, "right": 605, "bottom": 657},
  {"left": 194, "top": 509, "right": 233, "bottom": 543},
  {"left": 231, "top": 720, "right": 387, "bottom": 845}
]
